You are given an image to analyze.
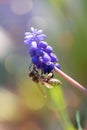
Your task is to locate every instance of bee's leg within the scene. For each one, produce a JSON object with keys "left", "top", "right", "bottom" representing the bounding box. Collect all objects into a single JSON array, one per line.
[
  {"left": 37, "top": 83, "right": 46, "bottom": 97},
  {"left": 29, "top": 63, "right": 32, "bottom": 71},
  {"left": 51, "top": 71, "right": 54, "bottom": 78},
  {"left": 33, "top": 64, "right": 39, "bottom": 73},
  {"left": 43, "top": 82, "right": 53, "bottom": 88},
  {"left": 40, "top": 69, "right": 44, "bottom": 75},
  {"left": 47, "top": 72, "right": 54, "bottom": 81},
  {"left": 50, "top": 70, "right": 54, "bottom": 78}
]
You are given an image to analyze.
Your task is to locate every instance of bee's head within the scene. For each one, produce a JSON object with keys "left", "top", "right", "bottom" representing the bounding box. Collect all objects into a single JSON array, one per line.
[{"left": 29, "top": 70, "right": 34, "bottom": 77}]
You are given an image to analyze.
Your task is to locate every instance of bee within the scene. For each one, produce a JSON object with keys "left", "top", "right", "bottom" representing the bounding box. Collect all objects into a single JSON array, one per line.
[
  {"left": 29, "top": 64, "right": 46, "bottom": 95},
  {"left": 29, "top": 64, "right": 62, "bottom": 96},
  {"left": 40, "top": 72, "right": 62, "bottom": 88}
]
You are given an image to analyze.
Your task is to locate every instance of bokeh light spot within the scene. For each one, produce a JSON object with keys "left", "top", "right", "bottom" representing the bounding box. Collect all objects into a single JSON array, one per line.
[
  {"left": 27, "top": 16, "right": 47, "bottom": 29},
  {"left": 0, "top": 27, "right": 14, "bottom": 60},
  {"left": 11, "top": 0, "right": 33, "bottom": 15},
  {"left": 17, "top": 121, "right": 42, "bottom": 130},
  {"left": 0, "top": 88, "right": 19, "bottom": 121},
  {"left": 18, "top": 79, "right": 46, "bottom": 110},
  {"left": 58, "top": 31, "right": 73, "bottom": 52}
]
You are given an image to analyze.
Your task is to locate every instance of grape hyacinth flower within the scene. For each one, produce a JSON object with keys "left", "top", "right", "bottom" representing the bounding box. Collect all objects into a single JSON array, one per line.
[
  {"left": 24, "top": 27, "right": 87, "bottom": 95},
  {"left": 24, "top": 27, "right": 60, "bottom": 74}
]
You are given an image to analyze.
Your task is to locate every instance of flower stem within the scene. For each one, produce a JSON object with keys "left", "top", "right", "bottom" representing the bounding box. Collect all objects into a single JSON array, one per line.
[
  {"left": 49, "top": 85, "right": 75, "bottom": 130},
  {"left": 54, "top": 67, "right": 87, "bottom": 95}
]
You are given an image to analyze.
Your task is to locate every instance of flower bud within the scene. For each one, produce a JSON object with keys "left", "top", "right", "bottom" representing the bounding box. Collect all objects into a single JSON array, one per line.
[
  {"left": 32, "top": 56, "right": 38, "bottom": 64},
  {"left": 43, "top": 52, "right": 51, "bottom": 63},
  {"left": 45, "top": 45, "right": 53, "bottom": 53},
  {"left": 39, "top": 41, "right": 48, "bottom": 48},
  {"left": 50, "top": 53, "right": 58, "bottom": 62}
]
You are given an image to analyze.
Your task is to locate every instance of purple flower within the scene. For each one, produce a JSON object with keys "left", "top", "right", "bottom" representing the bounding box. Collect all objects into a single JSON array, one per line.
[
  {"left": 35, "top": 48, "right": 43, "bottom": 56},
  {"left": 38, "top": 41, "right": 48, "bottom": 48},
  {"left": 43, "top": 52, "right": 51, "bottom": 63},
  {"left": 30, "top": 41, "right": 37, "bottom": 50},
  {"left": 24, "top": 27, "right": 60, "bottom": 74},
  {"left": 32, "top": 56, "right": 38, "bottom": 64},
  {"left": 50, "top": 53, "right": 58, "bottom": 62},
  {"left": 37, "top": 34, "right": 46, "bottom": 41},
  {"left": 55, "top": 63, "right": 61, "bottom": 69},
  {"left": 24, "top": 27, "right": 46, "bottom": 46},
  {"left": 45, "top": 45, "right": 53, "bottom": 53}
]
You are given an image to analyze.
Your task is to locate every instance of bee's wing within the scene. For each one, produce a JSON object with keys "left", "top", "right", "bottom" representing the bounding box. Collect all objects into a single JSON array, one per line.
[{"left": 43, "top": 82, "right": 53, "bottom": 88}]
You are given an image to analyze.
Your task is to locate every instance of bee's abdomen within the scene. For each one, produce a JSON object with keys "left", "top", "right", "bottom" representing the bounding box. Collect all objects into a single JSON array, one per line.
[{"left": 48, "top": 78, "right": 61, "bottom": 85}]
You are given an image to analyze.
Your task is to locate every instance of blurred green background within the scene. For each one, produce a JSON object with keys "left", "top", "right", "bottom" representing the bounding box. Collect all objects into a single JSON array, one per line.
[{"left": 0, "top": 0, "right": 87, "bottom": 129}]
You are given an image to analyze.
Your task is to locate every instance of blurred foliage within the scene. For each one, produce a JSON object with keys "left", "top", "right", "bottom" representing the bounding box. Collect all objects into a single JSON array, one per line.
[
  {"left": 76, "top": 111, "right": 82, "bottom": 130},
  {"left": 49, "top": 85, "right": 75, "bottom": 130}
]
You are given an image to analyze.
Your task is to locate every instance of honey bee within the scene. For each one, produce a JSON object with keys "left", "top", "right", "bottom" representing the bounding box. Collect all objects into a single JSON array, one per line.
[{"left": 29, "top": 64, "right": 62, "bottom": 96}]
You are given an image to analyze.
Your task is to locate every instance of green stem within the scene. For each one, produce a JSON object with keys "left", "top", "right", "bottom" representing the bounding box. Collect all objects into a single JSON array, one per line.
[{"left": 49, "top": 85, "right": 75, "bottom": 130}]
